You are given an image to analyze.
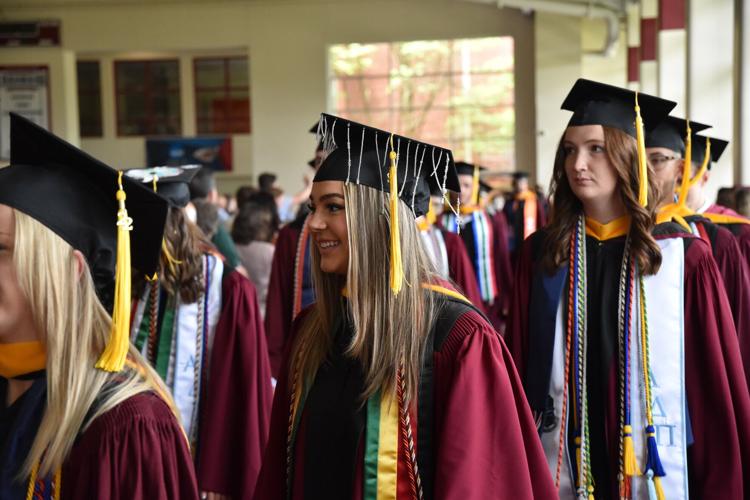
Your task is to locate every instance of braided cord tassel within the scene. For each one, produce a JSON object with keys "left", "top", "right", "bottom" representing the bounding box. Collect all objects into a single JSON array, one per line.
[
  {"left": 398, "top": 361, "right": 423, "bottom": 500},
  {"left": 554, "top": 220, "right": 579, "bottom": 490},
  {"left": 638, "top": 275, "right": 666, "bottom": 500}
]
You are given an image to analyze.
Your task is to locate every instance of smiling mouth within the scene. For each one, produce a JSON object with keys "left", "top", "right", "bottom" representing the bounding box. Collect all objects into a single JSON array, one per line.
[{"left": 318, "top": 240, "right": 340, "bottom": 250}]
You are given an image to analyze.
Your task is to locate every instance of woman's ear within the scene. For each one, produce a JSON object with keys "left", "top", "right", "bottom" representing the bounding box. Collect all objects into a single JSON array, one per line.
[{"left": 72, "top": 250, "right": 86, "bottom": 280}]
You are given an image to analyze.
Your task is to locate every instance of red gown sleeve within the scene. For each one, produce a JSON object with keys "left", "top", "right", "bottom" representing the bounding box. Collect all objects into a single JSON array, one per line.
[
  {"left": 432, "top": 310, "right": 557, "bottom": 499},
  {"left": 197, "top": 271, "right": 273, "bottom": 499},
  {"left": 683, "top": 239, "right": 750, "bottom": 498},
  {"left": 265, "top": 224, "right": 301, "bottom": 377},
  {"left": 442, "top": 229, "right": 484, "bottom": 309},
  {"left": 709, "top": 225, "right": 750, "bottom": 388},
  {"left": 62, "top": 392, "right": 199, "bottom": 500},
  {"left": 504, "top": 235, "right": 535, "bottom": 377}
]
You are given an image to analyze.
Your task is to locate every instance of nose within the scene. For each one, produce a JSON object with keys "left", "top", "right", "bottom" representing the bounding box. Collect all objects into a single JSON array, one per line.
[
  {"left": 572, "top": 151, "right": 588, "bottom": 172},
  {"left": 308, "top": 208, "right": 326, "bottom": 231}
]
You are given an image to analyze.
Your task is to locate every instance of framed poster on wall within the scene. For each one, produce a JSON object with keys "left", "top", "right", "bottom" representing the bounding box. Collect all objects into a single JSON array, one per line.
[
  {"left": 145, "top": 136, "right": 232, "bottom": 172},
  {"left": 0, "top": 66, "right": 50, "bottom": 160}
]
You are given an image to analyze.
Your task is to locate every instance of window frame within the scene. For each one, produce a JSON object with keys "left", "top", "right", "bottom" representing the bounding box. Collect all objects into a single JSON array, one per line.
[
  {"left": 76, "top": 59, "right": 103, "bottom": 138},
  {"left": 192, "top": 55, "right": 251, "bottom": 135},
  {"left": 114, "top": 58, "right": 182, "bottom": 137}
]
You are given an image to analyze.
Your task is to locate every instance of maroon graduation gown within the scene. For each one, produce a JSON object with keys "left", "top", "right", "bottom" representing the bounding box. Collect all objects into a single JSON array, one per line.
[
  {"left": 197, "top": 270, "right": 273, "bottom": 498},
  {"left": 265, "top": 222, "right": 302, "bottom": 377},
  {"left": 62, "top": 392, "right": 199, "bottom": 499},
  {"left": 254, "top": 295, "right": 557, "bottom": 500},
  {"left": 683, "top": 216, "right": 750, "bottom": 389},
  {"left": 506, "top": 229, "right": 750, "bottom": 499},
  {"left": 440, "top": 228, "right": 484, "bottom": 309}
]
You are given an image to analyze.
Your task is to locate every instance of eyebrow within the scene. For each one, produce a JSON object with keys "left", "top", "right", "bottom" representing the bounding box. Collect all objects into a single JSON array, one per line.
[
  {"left": 562, "top": 139, "right": 605, "bottom": 145},
  {"left": 312, "top": 193, "right": 345, "bottom": 203}
]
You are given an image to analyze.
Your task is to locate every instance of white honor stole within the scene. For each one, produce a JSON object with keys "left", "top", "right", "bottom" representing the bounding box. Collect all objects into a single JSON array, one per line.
[
  {"left": 543, "top": 237, "right": 689, "bottom": 499},
  {"left": 131, "top": 254, "right": 224, "bottom": 440}
]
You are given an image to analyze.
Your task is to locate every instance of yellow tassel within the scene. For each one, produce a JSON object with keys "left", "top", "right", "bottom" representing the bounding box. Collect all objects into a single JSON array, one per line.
[
  {"left": 470, "top": 165, "right": 480, "bottom": 206},
  {"left": 677, "top": 121, "right": 692, "bottom": 207},
  {"left": 388, "top": 135, "right": 403, "bottom": 295},
  {"left": 96, "top": 171, "right": 133, "bottom": 372},
  {"left": 654, "top": 476, "right": 665, "bottom": 500},
  {"left": 587, "top": 485, "right": 595, "bottom": 500},
  {"left": 634, "top": 93, "right": 649, "bottom": 207},
  {"left": 688, "top": 138, "right": 711, "bottom": 189},
  {"left": 623, "top": 425, "right": 641, "bottom": 476}
]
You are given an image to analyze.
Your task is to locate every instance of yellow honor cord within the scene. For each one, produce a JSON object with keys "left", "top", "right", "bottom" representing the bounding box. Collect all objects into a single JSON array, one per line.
[
  {"left": 688, "top": 138, "right": 711, "bottom": 189},
  {"left": 634, "top": 92, "right": 649, "bottom": 207},
  {"left": 677, "top": 121, "right": 692, "bottom": 207},
  {"left": 470, "top": 165, "right": 480, "bottom": 206},
  {"left": 388, "top": 134, "right": 403, "bottom": 295},
  {"left": 96, "top": 171, "right": 132, "bottom": 372}
]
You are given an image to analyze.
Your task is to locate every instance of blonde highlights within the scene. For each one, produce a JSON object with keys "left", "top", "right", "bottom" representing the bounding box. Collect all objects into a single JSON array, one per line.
[
  {"left": 13, "top": 210, "right": 174, "bottom": 478},
  {"left": 291, "top": 184, "right": 437, "bottom": 405}
]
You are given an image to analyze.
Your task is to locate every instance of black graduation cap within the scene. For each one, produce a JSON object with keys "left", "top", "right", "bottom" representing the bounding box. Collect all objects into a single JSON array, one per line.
[
  {"left": 561, "top": 79, "right": 676, "bottom": 137},
  {"left": 0, "top": 113, "right": 167, "bottom": 308},
  {"left": 454, "top": 161, "right": 485, "bottom": 177},
  {"left": 645, "top": 116, "right": 711, "bottom": 156},
  {"left": 691, "top": 134, "right": 729, "bottom": 169},
  {"left": 313, "top": 113, "right": 460, "bottom": 218},
  {"left": 307, "top": 158, "right": 316, "bottom": 168},
  {"left": 125, "top": 165, "right": 201, "bottom": 207}
]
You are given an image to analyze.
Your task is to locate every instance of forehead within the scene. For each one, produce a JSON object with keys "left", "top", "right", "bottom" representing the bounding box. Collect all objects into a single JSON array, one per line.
[
  {"left": 0, "top": 204, "right": 15, "bottom": 236},
  {"left": 310, "top": 180, "right": 345, "bottom": 200},
  {"left": 564, "top": 124, "right": 604, "bottom": 143}
]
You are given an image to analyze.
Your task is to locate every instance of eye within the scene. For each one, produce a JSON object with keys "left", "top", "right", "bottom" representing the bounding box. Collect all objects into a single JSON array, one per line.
[
  {"left": 327, "top": 203, "right": 344, "bottom": 213},
  {"left": 590, "top": 144, "right": 605, "bottom": 153},
  {"left": 563, "top": 146, "right": 575, "bottom": 156},
  {"left": 307, "top": 203, "right": 316, "bottom": 213}
]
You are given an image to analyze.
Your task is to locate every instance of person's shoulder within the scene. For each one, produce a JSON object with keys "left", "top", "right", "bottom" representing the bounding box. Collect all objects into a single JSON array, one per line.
[{"left": 83, "top": 391, "right": 180, "bottom": 439}]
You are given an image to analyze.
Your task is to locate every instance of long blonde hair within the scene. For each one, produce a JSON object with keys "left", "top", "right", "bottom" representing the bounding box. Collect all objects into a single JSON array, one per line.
[
  {"left": 13, "top": 210, "right": 175, "bottom": 478},
  {"left": 292, "top": 184, "right": 437, "bottom": 405}
]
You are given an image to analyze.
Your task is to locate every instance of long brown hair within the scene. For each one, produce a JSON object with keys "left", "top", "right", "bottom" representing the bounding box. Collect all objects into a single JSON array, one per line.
[
  {"left": 135, "top": 207, "right": 212, "bottom": 303},
  {"left": 291, "top": 184, "right": 437, "bottom": 405},
  {"left": 542, "top": 125, "right": 662, "bottom": 275}
]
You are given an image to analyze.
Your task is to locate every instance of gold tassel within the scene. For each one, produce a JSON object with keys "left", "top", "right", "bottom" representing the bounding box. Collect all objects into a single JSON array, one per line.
[
  {"left": 688, "top": 138, "right": 711, "bottom": 189},
  {"left": 622, "top": 425, "right": 641, "bottom": 476},
  {"left": 677, "top": 120, "right": 692, "bottom": 207},
  {"left": 470, "top": 165, "right": 480, "bottom": 206},
  {"left": 96, "top": 171, "right": 133, "bottom": 372},
  {"left": 634, "top": 92, "right": 649, "bottom": 207},
  {"left": 388, "top": 135, "right": 403, "bottom": 295}
]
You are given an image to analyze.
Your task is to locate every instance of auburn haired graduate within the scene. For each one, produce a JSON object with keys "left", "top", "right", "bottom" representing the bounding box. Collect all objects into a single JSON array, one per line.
[
  {"left": 254, "top": 114, "right": 556, "bottom": 500},
  {"left": 0, "top": 114, "right": 198, "bottom": 499},
  {"left": 125, "top": 165, "right": 273, "bottom": 500},
  {"left": 506, "top": 79, "right": 750, "bottom": 499}
]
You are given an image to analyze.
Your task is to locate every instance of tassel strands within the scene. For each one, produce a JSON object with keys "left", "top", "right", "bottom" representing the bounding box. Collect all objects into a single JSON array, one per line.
[
  {"left": 634, "top": 92, "right": 649, "bottom": 207},
  {"left": 677, "top": 121, "right": 692, "bottom": 207},
  {"left": 688, "top": 138, "right": 711, "bottom": 189},
  {"left": 96, "top": 171, "right": 133, "bottom": 372},
  {"left": 388, "top": 134, "right": 404, "bottom": 295}
]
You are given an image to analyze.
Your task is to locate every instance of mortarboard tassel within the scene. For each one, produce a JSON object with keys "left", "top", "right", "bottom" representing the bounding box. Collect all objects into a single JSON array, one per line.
[
  {"left": 388, "top": 135, "right": 403, "bottom": 295},
  {"left": 687, "top": 138, "right": 711, "bottom": 189},
  {"left": 96, "top": 171, "right": 133, "bottom": 372},
  {"left": 677, "top": 121, "right": 692, "bottom": 207},
  {"left": 622, "top": 424, "right": 640, "bottom": 477},
  {"left": 634, "top": 92, "right": 649, "bottom": 207},
  {"left": 470, "top": 165, "right": 480, "bottom": 206}
]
